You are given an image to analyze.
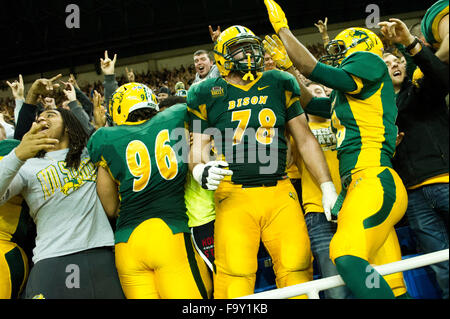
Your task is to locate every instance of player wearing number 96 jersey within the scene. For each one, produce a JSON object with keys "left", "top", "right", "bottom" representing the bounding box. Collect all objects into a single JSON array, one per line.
[
  {"left": 87, "top": 83, "right": 212, "bottom": 299},
  {"left": 188, "top": 25, "right": 336, "bottom": 299}
]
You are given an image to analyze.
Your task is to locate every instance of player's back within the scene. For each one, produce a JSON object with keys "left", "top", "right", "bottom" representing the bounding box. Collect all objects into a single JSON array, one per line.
[{"left": 88, "top": 104, "right": 190, "bottom": 243}]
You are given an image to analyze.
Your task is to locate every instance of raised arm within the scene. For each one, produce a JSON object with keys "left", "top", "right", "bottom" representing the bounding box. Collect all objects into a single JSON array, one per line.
[
  {"left": 6, "top": 74, "right": 25, "bottom": 125},
  {"left": 263, "top": 34, "right": 315, "bottom": 108},
  {"left": 62, "top": 82, "right": 95, "bottom": 135},
  {"left": 314, "top": 17, "right": 329, "bottom": 49},
  {"left": 264, "top": 0, "right": 357, "bottom": 93},
  {"left": 69, "top": 74, "right": 94, "bottom": 119},
  {"left": 380, "top": 18, "right": 449, "bottom": 93},
  {"left": 14, "top": 74, "right": 62, "bottom": 140},
  {"left": 101, "top": 50, "right": 119, "bottom": 111}
]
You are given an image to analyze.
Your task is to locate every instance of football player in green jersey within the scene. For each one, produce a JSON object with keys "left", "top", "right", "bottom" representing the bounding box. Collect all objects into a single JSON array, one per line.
[
  {"left": 0, "top": 139, "right": 30, "bottom": 299},
  {"left": 421, "top": 0, "right": 449, "bottom": 52},
  {"left": 264, "top": 0, "right": 408, "bottom": 299},
  {"left": 88, "top": 83, "right": 212, "bottom": 299},
  {"left": 188, "top": 25, "right": 337, "bottom": 299}
]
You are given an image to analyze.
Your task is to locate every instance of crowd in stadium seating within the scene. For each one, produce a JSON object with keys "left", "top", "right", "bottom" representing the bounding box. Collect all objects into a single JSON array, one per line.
[{"left": 0, "top": 0, "right": 448, "bottom": 300}]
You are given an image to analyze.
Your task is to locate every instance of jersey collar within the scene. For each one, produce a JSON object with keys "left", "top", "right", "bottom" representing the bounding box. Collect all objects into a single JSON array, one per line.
[{"left": 224, "top": 72, "right": 263, "bottom": 91}]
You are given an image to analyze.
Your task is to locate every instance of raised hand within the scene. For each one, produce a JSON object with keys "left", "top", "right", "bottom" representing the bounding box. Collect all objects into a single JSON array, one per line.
[
  {"left": 68, "top": 74, "right": 80, "bottom": 89},
  {"left": 209, "top": 25, "right": 221, "bottom": 43},
  {"left": 264, "top": 0, "right": 289, "bottom": 34},
  {"left": 92, "top": 90, "right": 107, "bottom": 129},
  {"left": 15, "top": 122, "right": 59, "bottom": 161},
  {"left": 100, "top": 50, "right": 117, "bottom": 75},
  {"left": 26, "top": 74, "right": 62, "bottom": 105},
  {"left": 263, "top": 34, "right": 293, "bottom": 70},
  {"left": 314, "top": 17, "right": 328, "bottom": 34},
  {"left": 125, "top": 67, "right": 135, "bottom": 82},
  {"left": 378, "top": 18, "right": 415, "bottom": 47},
  {"left": 315, "top": 17, "right": 330, "bottom": 47},
  {"left": 42, "top": 97, "right": 57, "bottom": 110},
  {"left": 6, "top": 74, "right": 25, "bottom": 100},
  {"left": 61, "top": 82, "right": 77, "bottom": 102}
]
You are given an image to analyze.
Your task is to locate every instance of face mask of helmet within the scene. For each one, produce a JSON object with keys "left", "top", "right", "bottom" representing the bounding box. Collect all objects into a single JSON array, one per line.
[
  {"left": 320, "top": 32, "right": 373, "bottom": 67},
  {"left": 222, "top": 36, "right": 265, "bottom": 80},
  {"left": 319, "top": 40, "right": 348, "bottom": 66}
]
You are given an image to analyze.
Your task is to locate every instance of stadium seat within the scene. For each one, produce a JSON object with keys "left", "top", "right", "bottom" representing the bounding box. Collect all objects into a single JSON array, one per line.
[{"left": 402, "top": 254, "right": 443, "bottom": 299}]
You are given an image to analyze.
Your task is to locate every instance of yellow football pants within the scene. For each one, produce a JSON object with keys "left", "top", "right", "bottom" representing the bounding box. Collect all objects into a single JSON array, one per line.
[
  {"left": 213, "top": 179, "right": 312, "bottom": 299},
  {"left": 329, "top": 167, "right": 408, "bottom": 296},
  {"left": 115, "top": 218, "right": 212, "bottom": 299},
  {"left": 0, "top": 240, "right": 29, "bottom": 299},
  {"left": 372, "top": 229, "right": 407, "bottom": 297}
]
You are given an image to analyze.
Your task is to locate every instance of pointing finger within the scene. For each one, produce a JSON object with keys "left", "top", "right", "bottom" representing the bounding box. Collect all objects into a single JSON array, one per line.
[{"left": 50, "top": 74, "right": 63, "bottom": 82}]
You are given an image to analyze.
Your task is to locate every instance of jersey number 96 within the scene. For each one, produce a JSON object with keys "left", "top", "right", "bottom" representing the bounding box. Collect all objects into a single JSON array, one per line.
[{"left": 126, "top": 129, "right": 179, "bottom": 192}]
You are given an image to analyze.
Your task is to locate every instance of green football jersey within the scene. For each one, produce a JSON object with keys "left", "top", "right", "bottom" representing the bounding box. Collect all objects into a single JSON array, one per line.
[
  {"left": 187, "top": 70, "right": 304, "bottom": 185},
  {"left": 87, "top": 103, "right": 190, "bottom": 244},
  {"left": 0, "top": 139, "right": 30, "bottom": 246},
  {"left": 421, "top": 0, "right": 449, "bottom": 48},
  {"left": 311, "top": 51, "right": 398, "bottom": 179}
]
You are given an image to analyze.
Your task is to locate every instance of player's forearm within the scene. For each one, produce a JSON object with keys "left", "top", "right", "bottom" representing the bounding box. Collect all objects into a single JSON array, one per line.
[
  {"left": 96, "top": 166, "right": 120, "bottom": 219},
  {"left": 286, "top": 67, "right": 314, "bottom": 108},
  {"left": 189, "top": 133, "right": 211, "bottom": 172},
  {"left": 297, "top": 133, "right": 332, "bottom": 186},
  {"left": 288, "top": 115, "right": 332, "bottom": 185},
  {"left": 278, "top": 28, "right": 318, "bottom": 77}
]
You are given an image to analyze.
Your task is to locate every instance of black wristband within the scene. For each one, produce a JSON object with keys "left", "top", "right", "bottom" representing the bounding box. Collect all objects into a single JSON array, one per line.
[
  {"left": 405, "top": 37, "right": 420, "bottom": 53},
  {"left": 201, "top": 165, "right": 212, "bottom": 189}
]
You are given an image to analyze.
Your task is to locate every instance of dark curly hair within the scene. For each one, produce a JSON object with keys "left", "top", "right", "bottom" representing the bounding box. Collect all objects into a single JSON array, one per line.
[{"left": 36, "top": 108, "right": 88, "bottom": 169}]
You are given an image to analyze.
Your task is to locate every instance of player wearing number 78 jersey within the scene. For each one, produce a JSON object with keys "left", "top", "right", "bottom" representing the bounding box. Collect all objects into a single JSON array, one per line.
[
  {"left": 87, "top": 83, "right": 212, "bottom": 299},
  {"left": 188, "top": 25, "right": 337, "bottom": 298}
]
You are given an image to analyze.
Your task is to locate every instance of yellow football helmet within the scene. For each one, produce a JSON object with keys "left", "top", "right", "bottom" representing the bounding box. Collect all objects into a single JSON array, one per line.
[
  {"left": 320, "top": 27, "right": 384, "bottom": 66},
  {"left": 109, "top": 82, "right": 159, "bottom": 126},
  {"left": 213, "top": 25, "right": 265, "bottom": 80}
]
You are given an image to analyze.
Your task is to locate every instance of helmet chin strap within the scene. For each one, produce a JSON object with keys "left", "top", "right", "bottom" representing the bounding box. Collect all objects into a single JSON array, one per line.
[{"left": 242, "top": 53, "right": 255, "bottom": 81}]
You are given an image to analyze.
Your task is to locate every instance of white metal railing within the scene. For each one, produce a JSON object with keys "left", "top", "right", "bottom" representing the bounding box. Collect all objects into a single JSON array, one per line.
[{"left": 238, "top": 249, "right": 449, "bottom": 299}]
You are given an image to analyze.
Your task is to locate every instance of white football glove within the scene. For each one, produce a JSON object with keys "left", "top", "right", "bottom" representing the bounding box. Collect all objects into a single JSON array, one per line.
[
  {"left": 320, "top": 181, "right": 339, "bottom": 222},
  {"left": 192, "top": 161, "right": 233, "bottom": 191}
]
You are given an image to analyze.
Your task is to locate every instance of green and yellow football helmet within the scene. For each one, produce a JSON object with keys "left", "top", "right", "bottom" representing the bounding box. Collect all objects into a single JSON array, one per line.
[
  {"left": 320, "top": 27, "right": 384, "bottom": 66},
  {"left": 213, "top": 25, "right": 265, "bottom": 81},
  {"left": 109, "top": 82, "right": 159, "bottom": 126}
]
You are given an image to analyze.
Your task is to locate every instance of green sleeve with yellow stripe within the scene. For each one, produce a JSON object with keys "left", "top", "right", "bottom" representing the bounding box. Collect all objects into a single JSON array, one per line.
[
  {"left": 186, "top": 82, "right": 210, "bottom": 133},
  {"left": 309, "top": 62, "right": 357, "bottom": 93}
]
